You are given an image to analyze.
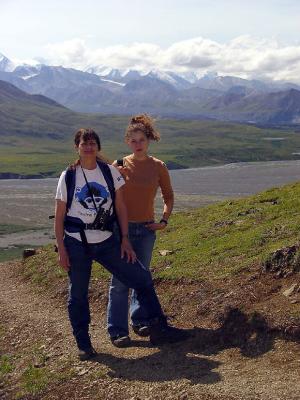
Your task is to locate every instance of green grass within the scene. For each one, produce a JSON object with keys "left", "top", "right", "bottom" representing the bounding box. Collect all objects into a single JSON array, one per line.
[
  {"left": 16, "top": 362, "right": 76, "bottom": 398},
  {"left": 0, "top": 355, "right": 14, "bottom": 393},
  {"left": 0, "top": 245, "right": 39, "bottom": 263},
  {"left": 2, "top": 116, "right": 300, "bottom": 176},
  {"left": 5, "top": 339, "right": 76, "bottom": 399},
  {"left": 152, "top": 182, "right": 300, "bottom": 280},
  {"left": 19, "top": 365, "right": 54, "bottom": 396},
  {"left": 21, "top": 245, "right": 67, "bottom": 286},
  {"left": 21, "top": 244, "right": 109, "bottom": 289},
  {"left": 15, "top": 341, "right": 75, "bottom": 398},
  {"left": 0, "top": 355, "right": 14, "bottom": 379}
]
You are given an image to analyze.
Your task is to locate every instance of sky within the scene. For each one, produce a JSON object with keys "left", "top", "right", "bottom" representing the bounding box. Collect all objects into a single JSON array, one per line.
[{"left": 1, "top": 0, "right": 300, "bottom": 81}]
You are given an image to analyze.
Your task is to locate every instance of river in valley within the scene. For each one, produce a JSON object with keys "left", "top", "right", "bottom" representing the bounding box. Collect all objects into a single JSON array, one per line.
[{"left": 1, "top": 159, "right": 300, "bottom": 255}]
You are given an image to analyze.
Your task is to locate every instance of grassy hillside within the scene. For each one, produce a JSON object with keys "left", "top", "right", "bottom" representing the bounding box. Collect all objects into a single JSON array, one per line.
[
  {"left": 2, "top": 80, "right": 300, "bottom": 176},
  {"left": 2, "top": 117, "right": 300, "bottom": 177},
  {"left": 21, "top": 182, "right": 300, "bottom": 333}
]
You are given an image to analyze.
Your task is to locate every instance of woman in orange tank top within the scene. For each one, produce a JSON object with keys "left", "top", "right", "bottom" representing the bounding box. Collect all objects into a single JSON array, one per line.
[{"left": 107, "top": 114, "right": 175, "bottom": 347}]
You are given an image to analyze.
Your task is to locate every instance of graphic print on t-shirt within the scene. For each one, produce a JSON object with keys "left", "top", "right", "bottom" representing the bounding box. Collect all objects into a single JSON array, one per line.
[{"left": 75, "top": 182, "right": 109, "bottom": 212}]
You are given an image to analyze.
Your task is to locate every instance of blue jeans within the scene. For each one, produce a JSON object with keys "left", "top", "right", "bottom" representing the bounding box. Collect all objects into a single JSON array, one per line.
[
  {"left": 64, "top": 234, "right": 163, "bottom": 350},
  {"left": 107, "top": 222, "right": 156, "bottom": 337}
]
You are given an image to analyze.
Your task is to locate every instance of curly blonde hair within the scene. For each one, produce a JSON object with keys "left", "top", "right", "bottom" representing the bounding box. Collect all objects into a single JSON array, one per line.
[{"left": 125, "top": 114, "right": 160, "bottom": 142}]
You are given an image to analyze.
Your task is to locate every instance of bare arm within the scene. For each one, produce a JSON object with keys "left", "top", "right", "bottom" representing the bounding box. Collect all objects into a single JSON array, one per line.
[
  {"left": 114, "top": 187, "right": 136, "bottom": 263},
  {"left": 145, "top": 195, "right": 174, "bottom": 231},
  {"left": 146, "top": 163, "right": 174, "bottom": 231},
  {"left": 54, "top": 200, "right": 70, "bottom": 271},
  {"left": 161, "top": 194, "right": 174, "bottom": 222}
]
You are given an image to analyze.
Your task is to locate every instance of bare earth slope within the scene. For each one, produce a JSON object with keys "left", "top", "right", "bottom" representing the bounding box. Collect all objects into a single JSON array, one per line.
[{"left": 0, "top": 261, "right": 299, "bottom": 400}]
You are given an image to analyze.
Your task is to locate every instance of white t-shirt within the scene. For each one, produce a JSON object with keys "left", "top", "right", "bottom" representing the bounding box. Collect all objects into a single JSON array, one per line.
[{"left": 55, "top": 164, "right": 125, "bottom": 243}]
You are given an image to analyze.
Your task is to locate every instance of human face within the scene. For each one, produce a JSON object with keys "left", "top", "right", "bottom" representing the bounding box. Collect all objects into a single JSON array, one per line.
[
  {"left": 126, "top": 131, "right": 149, "bottom": 157},
  {"left": 77, "top": 138, "right": 99, "bottom": 159}
]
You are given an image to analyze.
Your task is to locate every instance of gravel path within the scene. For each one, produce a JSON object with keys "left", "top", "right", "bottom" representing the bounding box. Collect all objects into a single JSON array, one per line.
[{"left": 0, "top": 261, "right": 299, "bottom": 400}]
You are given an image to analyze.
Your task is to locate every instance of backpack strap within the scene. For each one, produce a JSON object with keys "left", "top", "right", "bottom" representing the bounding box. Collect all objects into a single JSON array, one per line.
[
  {"left": 96, "top": 160, "right": 120, "bottom": 239},
  {"left": 65, "top": 166, "right": 76, "bottom": 212},
  {"left": 96, "top": 160, "right": 115, "bottom": 205}
]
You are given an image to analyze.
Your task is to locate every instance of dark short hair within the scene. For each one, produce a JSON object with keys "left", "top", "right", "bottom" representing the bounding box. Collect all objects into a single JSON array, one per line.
[{"left": 74, "top": 128, "right": 101, "bottom": 151}]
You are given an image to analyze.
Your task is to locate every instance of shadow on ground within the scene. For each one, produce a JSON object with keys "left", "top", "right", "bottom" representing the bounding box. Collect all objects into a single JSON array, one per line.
[{"left": 91, "top": 308, "right": 298, "bottom": 384}]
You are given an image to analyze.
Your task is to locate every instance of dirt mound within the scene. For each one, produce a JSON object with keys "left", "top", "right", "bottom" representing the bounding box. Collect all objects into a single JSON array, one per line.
[{"left": 262, "top": 243, "right": 300, "bottom": 278}]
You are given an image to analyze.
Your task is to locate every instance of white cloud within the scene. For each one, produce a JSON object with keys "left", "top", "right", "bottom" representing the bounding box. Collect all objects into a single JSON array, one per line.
[
  {"left": 45, "top": 39, "right": 90, "bottom": 68},
  {"left": 90, "top": 43, "right": 163, "bottom": 71},
  {"left": 44, "top": 36, "right": 300, "bottom": 83},
  {"left": 165, "top": 38, "right": 220, "bottom": 69}
]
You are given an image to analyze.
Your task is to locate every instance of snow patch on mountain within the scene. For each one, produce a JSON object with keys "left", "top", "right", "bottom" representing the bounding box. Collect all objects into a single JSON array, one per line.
[
  {"left": 23, "top": 73, "right": 40, "bottom": 80},
  {"left": 100, "top": 78, "right": 125, "bottom": 86}
]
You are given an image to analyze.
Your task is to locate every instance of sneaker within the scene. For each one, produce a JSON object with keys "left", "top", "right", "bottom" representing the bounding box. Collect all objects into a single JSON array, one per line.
[
  {"left": 149, "top": 320, "right": 190, "bottom": 345},
  {"left": 132, "top": 325, "right": 151, "bottom": 337},
  {"left": 78, "top": 346, "right": 97, "bottom": 361},
  {"left": 111, "top": 335, "right": 131, "bottom": 348}
]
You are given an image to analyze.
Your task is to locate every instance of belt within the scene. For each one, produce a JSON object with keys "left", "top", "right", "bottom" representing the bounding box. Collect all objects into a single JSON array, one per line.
[{"left": 129, "top": 220, "right": 154, "bottom": 225}]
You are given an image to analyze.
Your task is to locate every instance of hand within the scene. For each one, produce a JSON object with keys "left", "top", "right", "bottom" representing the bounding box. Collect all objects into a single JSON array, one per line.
[
  {"left": 58, "top": 245, "right": 70, "bottom": 271},
  {"left": 116, "top": 166, "right": 129, "bottom": 178},
  {"left": 121, "top": 237, "right": 137, "bottom": 263},
  {"left": 145, "top": 222, "right": 167, "bottom": 231}
]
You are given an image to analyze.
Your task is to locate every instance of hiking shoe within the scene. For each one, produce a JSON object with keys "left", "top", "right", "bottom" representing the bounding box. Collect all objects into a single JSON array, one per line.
[
  {"left": 150, "top": 321, "right": 190, "bottom": 345},
  {"left": 111, "top": 335, "right": 131, "bottom": 348},
  {"left": 132, "top": 325, "right": 151, "bottom": 337},
  {"left": 78, "top": 346, "right": 97, "bottom": 361}
]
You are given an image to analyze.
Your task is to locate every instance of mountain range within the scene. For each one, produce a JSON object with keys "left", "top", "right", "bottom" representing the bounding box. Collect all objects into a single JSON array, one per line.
[
  {"left": 1, "top": 52, "right": 300, "bottom": 124},
  {"left": 2, "top": 77, "right": 300, "bottom": 178}
]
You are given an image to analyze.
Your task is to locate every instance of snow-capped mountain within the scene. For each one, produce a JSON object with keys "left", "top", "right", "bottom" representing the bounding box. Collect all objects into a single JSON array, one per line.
[
  {"left": 1, "top": 51, "right": 300, "bottom": 124},
  {"left": 85, "top": 66, "right": 194, "bottom": 89},
  {"left": 176, "top": 71, "right": 199, "bottom": 83},
  {"left": 13, "top": 64, "right": 42, "bottom": 80},
  {"left": 0, "top": 53, "right": 15, "bottom": 72},
  {"left": 85, "top": 65, "right": 113, "bottom": 76},
  {"left": 85, "top": 65, "right": 141, "bottom": 85},
  {"left": 146, "top": 70, "right": 191, "bottom": 90}
]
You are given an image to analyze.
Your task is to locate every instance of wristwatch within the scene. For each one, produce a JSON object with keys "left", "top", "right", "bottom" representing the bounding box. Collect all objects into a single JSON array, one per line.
[{"left": 159, "top": 219, "right": 168, "bottom": 225}]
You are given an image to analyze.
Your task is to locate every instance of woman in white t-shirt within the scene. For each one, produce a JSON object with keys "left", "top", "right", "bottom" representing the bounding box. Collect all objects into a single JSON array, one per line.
[{"left": 55, "top": 128, "right": 188, "bottom": 360}]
